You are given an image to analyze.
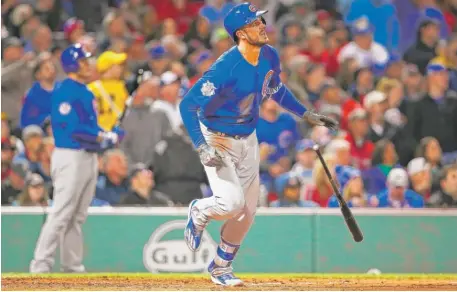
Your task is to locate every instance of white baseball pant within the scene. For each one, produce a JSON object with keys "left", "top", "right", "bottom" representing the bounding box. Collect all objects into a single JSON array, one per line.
[{"left": 192, "top": 124, "right": 260, "bottom": 245}]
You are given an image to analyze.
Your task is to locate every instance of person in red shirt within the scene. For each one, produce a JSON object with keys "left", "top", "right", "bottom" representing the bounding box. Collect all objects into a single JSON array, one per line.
[
  {"left": 302, "top": 153, "right": 336, "bottom": 207},
  {"left": 149, "top": 0, "right": 203, "bottom": 35},
  {"left": 301, "top": 27, "right": 340, "bottom": 77},
  {"left": 344, "top": 108, "right": 375, "bottom": 170}
]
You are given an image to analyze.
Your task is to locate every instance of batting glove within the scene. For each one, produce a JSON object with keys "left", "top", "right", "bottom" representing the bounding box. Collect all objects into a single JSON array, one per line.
[
  {"left": 303, "top": 111, "right": 339, "bottom": 131},
  {"left": 100, "top": 132, "right": 119, "bottom": 149},
  {"left": 112, "top": 126, "right": 125, "bottom": 142},
  {"left": 197, "top": 144, "right": 224, "bottom": 167}
]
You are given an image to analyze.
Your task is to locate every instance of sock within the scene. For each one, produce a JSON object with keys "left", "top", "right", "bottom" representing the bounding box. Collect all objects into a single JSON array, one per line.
[{"left": 213, "top": 238, "right": 240, "bottom": 268}]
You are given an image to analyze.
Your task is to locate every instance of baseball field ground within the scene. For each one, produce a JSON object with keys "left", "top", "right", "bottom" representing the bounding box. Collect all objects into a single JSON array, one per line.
[{"left": 2, "top": 273, "right": 457, "bottom": 291}]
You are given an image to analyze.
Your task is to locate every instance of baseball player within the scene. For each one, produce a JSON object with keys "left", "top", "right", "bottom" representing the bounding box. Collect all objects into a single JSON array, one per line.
[
  {"left": 30, "top": 44, "right": 123, "bottom": 273},
  {"left": 179, "top": 2, "right": 338, "bottom": 286}
]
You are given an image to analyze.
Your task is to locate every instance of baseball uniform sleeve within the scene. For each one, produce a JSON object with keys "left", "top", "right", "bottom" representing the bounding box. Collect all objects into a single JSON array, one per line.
[
  {"left": 265, "top": 46, "right": 308, "bottom": 118},
  {"left": 71, "top": 92, "right": 103, "bottom": 143},
  {"left": 179, "top": 61, "right": 233, "bottom": 148}
]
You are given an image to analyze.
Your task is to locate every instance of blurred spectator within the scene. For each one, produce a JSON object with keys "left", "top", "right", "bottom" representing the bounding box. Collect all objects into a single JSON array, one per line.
[
  {"left": 407, "top": 157, "right": 433, "bottom": 201},
  {"left": 324, "top": 139, "right": 351, "bottom": 166},
  {"left": 119, "top": 0, "right": 154, "bottom": 34},
  {"left": 199, "top": 0, "right": 235, "bottom": 26},
  {"left": 364, "top": 90, "right": 397, "bottom": 143},
  {"left": 151, "top": 71, "right": 183, "bottom": 130},
  {"left": 345, "top": 0, "right": 400, "bottom": 53},
  {"left": 210, "top": 27, "right": 232, "bottom": 58},
  {"left": 328, "top": 165, "right": 374, "bottom": 207},
  {"left": 303, "top": 153, "right": 336, "bottom": 207},
  {"left": 336, "top": 57, "right": 359, "bottom": 91},
  {"left": 279, "top": 19, "right": 305, "bottom": 47},
  {"left": 120, "top": 77, "right": 170, "bottom": 168},
  {"left": 363, "top": 139, "right": 399, "bottom": 195},
  {"left": 270, "top": 175, "right": 319, "bottom": 208},
  {"left": 257, "top": 99, "right": 300, "bottom": 165},
  {"left": 348, "top": 67, "right": 374, "bottom": 104},
  {"left": 183, "top": 13, "right": 212, "bottom": 50},
  {"left": 13, "top": 125, "right": 43, "bottom": 173},
  {"left": 315, "top": 10, "right": 334, "bottom": 34},
  {"left": 1, "top": 113, "right": 24, "bottom": 153},
  {"left": 119, "top": 162, "right": 174, "bottom": 206},
  {"left": 377, "top": 167, "right": 424, "bottom": 208},
  {"left": 20, "top": 55, "right": 56, "bottom": 129},
  {"left": 431, "top": 34, "right": 457, "bottom": 91},
  {"left": 34, "top": 0, "right": 63, "bottom": 31},
  {"left": 384, "top": 55, "right": 405, "bottom": 81},
  {"left": 151, "top": 124, "right": 207, "bottom": 205},
  {"left": 344, "top": 108, "right": 374, "bottom": 170},
  {"left": 301, "top": 27, "right": 339, "bottom": 77},
  {"left": 141, "top": 45, "right": 172, "bottom": 76},
  {"left": 1, "top": 162, "right": 29, "bottom": 205},
  {"left": 63, "top": 18, "right": 86, "bottom": 45},
  {"left": 415, "top": 137, "right": 443, "bottom": 185},
  {"left": 30, "top": 25, "right": 53, "bottom": 54},
  {"left": 100, "top": 10, "right": 128, "bottom": 51},
  {"left": 276, "top": 1, "right": 316, "bottom": 41},
  {"left": 2, "top": 37, "right": 34, "bottom": 127},
  {"left": 403, "top": 18, "right": 440, "bottom": 75},
  {"left": 303, "top": 62, "right": 327, "bottom": 105},
  {"left": 125, "top": 35, "right": 148, "bottom": 73},
  {"left": 314, "top": 79, "right": 343, "bottom": 121},
  {"left": 406, "top": 63, "right": 457, "bottom": 156},
  {"left": 1, "top": 138, "right": 16, "bottom": 182},
  {"left": 151, "top": 0, "right": 202, "bottom": 36},
  {"left": 7, "top": 4, "right": 35, "bottom": 38},
  {"left": 88, "top": 51, "right": 129, "bottom": 131},
  {"left": 428, "top": 164, "right": 457, "bottom": 207},
  {"left": 95, "top": 149, "right": 129, "bottom": 205},
  {"left": 338, "top": 16, "right": 389, "bottom": 72},
  {"left": 402, "top": 64, "right": 425, "bottom": 102},
  {"left": 12, "top": 173, "right": 50, "bottom": 206},
  {"left": 189, "top": 50, "right": 215, "bottom": 86},
  {"left": 438, "top": 0, "right": 457, "bottom": 33}
]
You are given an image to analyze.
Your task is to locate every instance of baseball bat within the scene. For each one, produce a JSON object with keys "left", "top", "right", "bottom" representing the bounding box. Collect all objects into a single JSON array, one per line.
[{"left": 313, "top": 144, "right": 364, "bottom": 242}]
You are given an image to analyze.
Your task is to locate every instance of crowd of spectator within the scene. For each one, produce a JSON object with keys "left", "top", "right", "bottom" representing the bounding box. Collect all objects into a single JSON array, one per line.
[{"left": 2, "top": 0, "right": 457, "bottom": 209}]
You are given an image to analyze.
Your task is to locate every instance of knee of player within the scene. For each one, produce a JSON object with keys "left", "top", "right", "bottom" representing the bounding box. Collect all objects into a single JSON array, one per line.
[{"left": 219, "top": 195, "right": 245, "bottom": 215}]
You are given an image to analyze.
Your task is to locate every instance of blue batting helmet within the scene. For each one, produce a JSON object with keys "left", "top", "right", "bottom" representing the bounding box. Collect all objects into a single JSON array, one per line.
[
  {"left": 223, "top": 2, "right": 268, "bottom": 39},
  {"left": 60, "top": 43, "right": 91, "bottom": 73}
]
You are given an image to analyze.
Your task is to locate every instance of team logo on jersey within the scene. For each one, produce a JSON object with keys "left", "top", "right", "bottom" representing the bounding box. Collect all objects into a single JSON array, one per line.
[
  {"left": 262, "top": 70, "right": 283, "bottom": 97},
  {"left": 249, "top": 4, "right": 257, "bottom": 12},
  {"left": 59, "top": 102, "right": 71, "bottom": 115},
  {"left": 201, "top": 80, "right": 216, "bottom": 97}
]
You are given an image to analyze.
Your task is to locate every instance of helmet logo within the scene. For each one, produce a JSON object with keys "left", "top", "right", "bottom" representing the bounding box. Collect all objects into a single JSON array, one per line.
[{"left": 249, "top": 4, "right": 257, "bottom": 12}]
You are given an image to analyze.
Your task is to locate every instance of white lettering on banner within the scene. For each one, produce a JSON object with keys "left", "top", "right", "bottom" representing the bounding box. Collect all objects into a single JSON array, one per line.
[{"left": 143, "top": 220, "right": 217, "bottom": 273}]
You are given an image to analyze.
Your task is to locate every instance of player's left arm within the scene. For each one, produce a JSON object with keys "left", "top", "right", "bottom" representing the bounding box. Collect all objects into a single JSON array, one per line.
[{"left": 265, "top": 46, "right": 338, "bottom": 130}]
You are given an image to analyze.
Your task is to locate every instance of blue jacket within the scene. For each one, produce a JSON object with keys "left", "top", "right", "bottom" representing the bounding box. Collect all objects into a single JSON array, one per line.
[
  {"left": 377, "top": 189, "right": 425, "bottom": 208},
  {"left": 20, "top": 82, "right": 53, "bottom": 129},
  {"left": 95, "top": 174, "right": 129, "bottom": 205}
]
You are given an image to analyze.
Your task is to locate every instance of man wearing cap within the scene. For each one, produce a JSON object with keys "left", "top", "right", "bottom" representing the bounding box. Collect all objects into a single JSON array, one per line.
[
  {"left": 179, "top": 2, "right": 337, "bottom": 286},
  {"left": 119, "top": 163, "right": 174, "bottom": 206},
  {"left": 151, "top": 71, "right": 183, "bottom": 131},
  {"left": 1, "top": 161, "right": 29, "bottom": 205},
  {"left": 13, "top": 125, "right": 44, "bottom": 173},
  {"left": 407, "top": 157, "right": 433, "bottom": 201},
  {"left": 338, "top": 16, "right": 389, "bottom": 71},
  {"left": 403, "top": 17, "right": 440, "bottom": 75},
  {"left": 88, "top": 51, "right": 129, "bottom": 131},
  {"left": 406, "top": 62, "right": 457, "bottom": 158},
  {"left": 345, "top": 108, "right": 375, "bottom": 170},
  {"left": 363, "top": 90, "right": 397, "bottom": 143},
  {"left": 63, "top": 18, "right": 86, "bottom": 45},
  {"left": 210, "top": 28, "right": 233, "bottom": 58},
  {"left": 402, "top": 64, "right": 425, "bottom": 102},
  {"left": 377, "top": 168, "right": 424, "bottom": 208},
  {"left": 430, "top": 35, "right": 457, "bottom": 92}
]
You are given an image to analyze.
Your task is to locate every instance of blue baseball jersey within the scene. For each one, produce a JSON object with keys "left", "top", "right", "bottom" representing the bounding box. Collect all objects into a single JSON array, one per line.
[
  {"left": 180, "top": 45, "right": 307, "bottom": 148},
  {"left": 20, "top": 81, "right": 53, "bottom": 129},
  {"left": 51, "top": 78, "right": 103, "bottom": 150}
]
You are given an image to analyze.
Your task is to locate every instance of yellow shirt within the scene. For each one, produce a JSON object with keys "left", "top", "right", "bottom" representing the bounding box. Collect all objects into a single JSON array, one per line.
[{"left": 88, "top": 79, "right": 128, "bottom": 131}]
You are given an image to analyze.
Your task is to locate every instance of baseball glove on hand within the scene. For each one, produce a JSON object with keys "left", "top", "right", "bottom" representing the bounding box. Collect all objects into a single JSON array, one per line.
[
  {"left": 303, "top": 111, "right": 339, "bottom": 131},
  {"left": 197, "top": 144, "right": 224, "bottom": 167}
]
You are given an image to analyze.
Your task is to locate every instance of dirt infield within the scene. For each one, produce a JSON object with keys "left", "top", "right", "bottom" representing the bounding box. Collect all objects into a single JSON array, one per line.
[{"left": 2, "top": 274, "right": 457, "bottom": 291}]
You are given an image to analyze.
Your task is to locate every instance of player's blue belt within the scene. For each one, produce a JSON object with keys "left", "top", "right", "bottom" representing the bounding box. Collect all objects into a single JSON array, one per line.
[{"left": 206, "top": 128, "right": 249, "bottom": 140}]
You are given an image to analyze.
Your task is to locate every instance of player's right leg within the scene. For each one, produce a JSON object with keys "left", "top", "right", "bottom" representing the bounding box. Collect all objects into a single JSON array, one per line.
[{"left": 30, "top": 149, "right": 85, "bottom": 273}]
